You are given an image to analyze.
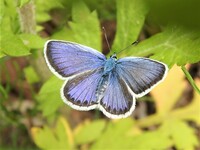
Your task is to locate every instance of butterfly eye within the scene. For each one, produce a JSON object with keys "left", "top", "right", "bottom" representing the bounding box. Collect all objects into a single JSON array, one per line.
[
  {"left": 113, "top": 55, "right": 117, "bottom": 59},
  {"left": 110, "top": 53, "right": 117, "bottom": 59}
]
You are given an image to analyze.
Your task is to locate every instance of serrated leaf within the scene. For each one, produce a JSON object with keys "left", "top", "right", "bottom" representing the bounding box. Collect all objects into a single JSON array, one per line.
[
  {"left": 126, "top": 26, "right": 200, "bottom": 67},
  {"left": 160, "top": 120, "right": 199, "bottom": 150},
  {"left": 74, "top": 120, "right": 106, "bottom": 145},
  {"left": 91, "top": 119, "right": 172, "bottom": 150},
  {"left": 19, "top": 33, "right": 46, "bottom": 49},
  {"left": 68, "top": 1, "right": 101, "bottom": 50},
  {"left": 112, "top": 0, "right": 148, "bottom": 52},
  {"left": 37, "top": 76, "right": 64, "bottom": 116},
  {"left": 31, "top": 117, "right": 73, "bottom": 149},
  {"left": 137, "top": 67, "right": 200, "bottom": 127}
]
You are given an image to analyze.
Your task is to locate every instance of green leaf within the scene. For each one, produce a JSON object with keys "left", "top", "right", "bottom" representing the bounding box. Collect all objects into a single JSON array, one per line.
[
  {"left": 0, "top": 84, "right": 8, "bottom": 99},
  {"left": 160, "top": 120, "right": 199, "bottom": 150},
  {"left": 0, "top": 16, "right": 30, "bottom": 56},
  {"left": 74, "top": 120, "right": 106, "bottom": 145},
  {"left": 112, "top": 0, "right": 148, "bottom": 52},
  {"left": 126, "top": 26, "right": 200, "bottom": 67},
  {"left": 125, "top": 130, "right": 172, "bottom": 149},
  {"left": 51, "top": 27, "right": 75, "bottom": 41},
  {"left": 24, "top": 66, "right": 40, "bottom": 84},
  {"left": 0, "top": 51, "right": 5, "bottom": 58},
  {"left": 31, "top": 117, "right": 73, "bottom": 149},
  {"left": 72, "top": 0, "right": 90, "bottom": 22},
  {"left": 35, "top": 0, "right": 63, "bottom": 23},
  {"left": 0, "top": 0, "right": 5, "bottom": 22},
  {"left": 171, "top": 87, "right": 200, "bottom": 125},
  {"left": 37, "top": 76, "right": 64, "bottom": 116},
  {"left": 0, "top": 32, "right": 30, "bottom": 56},
  {"left": 91, "top": 119, "right": 172, "bottom": 150},
  {"left": 35, "top": 11, "right": 51, "bottom": 23},
  {"left": 68, "top": 1, "right": 101, "bottom": 50},
  {"left": 19, "top": 33, "right": 46, "bottom": 49},
  {"left": 18, "top": 0, "right": 31, "bottom": 7},
  {"left": 91, "top": 118, "right": 135, "bottom": 149}
]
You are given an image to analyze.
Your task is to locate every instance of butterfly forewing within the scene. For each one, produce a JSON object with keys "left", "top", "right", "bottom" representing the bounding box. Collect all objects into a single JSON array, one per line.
[
  {"left": 44, "top": 40, "right": 106, "bottom": 79},
  {"left": 116, "top": 57, "right": 168, "bottom": 97}
]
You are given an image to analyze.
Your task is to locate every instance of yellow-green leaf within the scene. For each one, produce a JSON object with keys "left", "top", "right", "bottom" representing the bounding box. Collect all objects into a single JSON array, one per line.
[
  {"left": 151, "top": 65, "right": 186, "bottom": 114},
  {"left": 31, "top": 117, "right": 73, "bottom": 149},
  {"left": 160, "top": 120, "right": 199, "bottom": 149},
  {"left": 74, "top": 120, "right": 106, "bottom": 145}
]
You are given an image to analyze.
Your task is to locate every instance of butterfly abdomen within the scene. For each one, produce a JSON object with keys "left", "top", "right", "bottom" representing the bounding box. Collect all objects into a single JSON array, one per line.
[{"left": 95, "top": 75, "right": 109, "bottom": 101}]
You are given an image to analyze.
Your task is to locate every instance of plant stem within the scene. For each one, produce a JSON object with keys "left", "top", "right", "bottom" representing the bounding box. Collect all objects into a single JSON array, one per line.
[
  {"left": 18, "top": 1, "right": 51, "bottom": 81},
  {"left": 18, "top": 1, "right": 36, "bottom": 34},
  {"left": 181, "top": 66, "right": 200, "bottom": 94}
]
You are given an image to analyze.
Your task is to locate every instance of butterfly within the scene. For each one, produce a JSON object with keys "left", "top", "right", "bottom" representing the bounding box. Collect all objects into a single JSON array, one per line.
[{"left": 44, "top": 40, "right": 168, "bottom": 119}]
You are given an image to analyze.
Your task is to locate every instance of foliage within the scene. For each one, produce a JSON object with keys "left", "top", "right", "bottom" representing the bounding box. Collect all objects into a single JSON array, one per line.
[{"left": 0, "top": 0, "right": 200, "bottom": 149}]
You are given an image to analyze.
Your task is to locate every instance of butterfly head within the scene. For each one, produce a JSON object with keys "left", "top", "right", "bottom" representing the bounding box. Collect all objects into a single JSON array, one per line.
[{"left": 110, "top": 53, "right": 117, "bottom": 60}]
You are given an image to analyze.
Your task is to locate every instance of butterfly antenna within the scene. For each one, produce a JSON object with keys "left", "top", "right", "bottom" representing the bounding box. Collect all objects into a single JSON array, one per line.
[
  {"left": 102, "top": 27, "right": 111, "bottom": 52},
  {"left": 117, "top": 40, "right": 139, "bottom": 54}
]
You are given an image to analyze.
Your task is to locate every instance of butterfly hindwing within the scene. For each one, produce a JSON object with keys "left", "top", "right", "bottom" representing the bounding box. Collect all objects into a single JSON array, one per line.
[
  {"left": 44, "top": 40, "right": 106, "bottom": 79},
  {"left": 99, "top": 72, "right": 135, "bottom": 119},
  {"left": 116, "top": 57, "right": 168, "bottom": 97},
  {"left": 61, "top": 68, "right": 104, "bottom": 110}
]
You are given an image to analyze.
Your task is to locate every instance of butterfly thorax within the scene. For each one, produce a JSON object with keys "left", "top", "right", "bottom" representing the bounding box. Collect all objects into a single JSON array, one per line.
[{"left": 103, "top": 55, "right": 117, "bottom": 76}]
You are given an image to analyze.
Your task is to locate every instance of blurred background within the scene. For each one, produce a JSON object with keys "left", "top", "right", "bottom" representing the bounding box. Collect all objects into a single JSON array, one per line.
[{"left": 0, "top": 0, "right": 200, "bottom": 149}]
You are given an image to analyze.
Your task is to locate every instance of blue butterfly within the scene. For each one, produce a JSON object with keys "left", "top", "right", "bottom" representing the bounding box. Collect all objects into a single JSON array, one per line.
[{"left": 44, "top": 40, "right": 168, "bottom": 119}]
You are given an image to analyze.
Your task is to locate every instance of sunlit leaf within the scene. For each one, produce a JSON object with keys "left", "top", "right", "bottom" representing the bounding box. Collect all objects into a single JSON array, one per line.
[
  {"left": 160, "top": 120, "right": 199, "bottom": 150},
  {"left": 126, "top": 129, "right": 172, "bottom": 149},
  {"left": 151, "top": 65, "right": 186, "bottom": 114},
  {"left": 135, "top": 79, "right": 200, "bottom": 128},
  {"left": 1, "top": 32, "right": 30, "bottom": 56},
  {"left": 91, "top": 119, "right": 135, "bottom": 149},
  {"left": 37, "top": 76, "right": 64, "bottom": 116},
  {"left": 91, "top": 119, "right": 172, "bottom": 150},
  {"left": 19, "top": 33, "right": 46, "bottom": 49},
  {"left": 31, "top": 117, "right": 73, "bottom": 149},
  {"left": 0, "top": 16, "right": 30, "bottom": 56},
  {"left": 51, "top": 27, "right": 75, "bottom": 41},
  {"left": 171, "top": 79, "right": 200, "bottom": 125},
  {"left": 74, "top": 120, "right": 106, "bottom": 145}
]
